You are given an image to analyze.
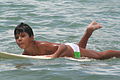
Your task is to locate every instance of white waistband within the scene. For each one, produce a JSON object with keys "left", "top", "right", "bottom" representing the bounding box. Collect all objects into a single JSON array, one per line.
[{"left": 65, "top": 43, "right": 80, "bottom": 52}]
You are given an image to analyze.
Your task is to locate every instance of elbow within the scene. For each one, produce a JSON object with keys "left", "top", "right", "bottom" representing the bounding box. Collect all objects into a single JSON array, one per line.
[{"left": 60, "top": 44, "right": 67, "bottom": 50}]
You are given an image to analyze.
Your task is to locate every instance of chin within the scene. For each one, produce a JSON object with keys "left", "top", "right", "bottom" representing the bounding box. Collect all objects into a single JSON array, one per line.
[{"left": 19, "top": 45, "right": 26, "bottom": 49}]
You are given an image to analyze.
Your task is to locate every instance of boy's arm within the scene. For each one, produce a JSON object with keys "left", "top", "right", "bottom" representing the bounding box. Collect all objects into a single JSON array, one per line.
[
  {"left": 44, "top": 44, "right": 67, "bottom": 58},
  {"left": 22, "top": 51, "right": 28, "bottom": 55},
  {"left": 79, "top": 21, "right": 102, "bottom": 49}
]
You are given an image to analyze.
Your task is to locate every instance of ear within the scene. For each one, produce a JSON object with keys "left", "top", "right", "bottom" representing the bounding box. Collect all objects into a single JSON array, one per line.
[{"left": 30, "top": 36, "right": 34, "bottom": 41}]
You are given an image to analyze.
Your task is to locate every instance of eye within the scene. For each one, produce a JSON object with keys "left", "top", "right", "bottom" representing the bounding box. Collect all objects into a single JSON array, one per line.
[{"left": 21, "top": 34, "right": 25, "bottom": 37}]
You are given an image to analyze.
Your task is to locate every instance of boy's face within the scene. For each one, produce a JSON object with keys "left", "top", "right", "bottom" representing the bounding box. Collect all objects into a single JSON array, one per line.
[{"left": 15, "top": 32, "right": 34, "bottom": 49}]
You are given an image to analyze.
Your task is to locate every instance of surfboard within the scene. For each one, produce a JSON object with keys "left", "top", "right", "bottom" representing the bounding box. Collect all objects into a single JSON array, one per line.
[
  {"left": 0, "top": 52, "right": 52, "bottom": 59},
  {"left": 0, "top": 52, "right": 91, "bottom": 61}
]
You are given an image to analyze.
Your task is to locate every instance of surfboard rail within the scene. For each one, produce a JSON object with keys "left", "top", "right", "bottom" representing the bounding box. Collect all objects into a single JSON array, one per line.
[
  {"left": 0, "top": 52, "right": 52, "bottom": 59},
  {"left": 0, "top": 52, "right": 92, "bottom": 61}
]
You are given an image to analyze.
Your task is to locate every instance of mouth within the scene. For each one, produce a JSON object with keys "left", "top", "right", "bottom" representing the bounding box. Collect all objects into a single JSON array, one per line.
[
  {"left": 17, "top": 43, "right": 24, "bottom": 48},
  {"left": 18, "top": 42, "right": 23, "bottom": 45}
]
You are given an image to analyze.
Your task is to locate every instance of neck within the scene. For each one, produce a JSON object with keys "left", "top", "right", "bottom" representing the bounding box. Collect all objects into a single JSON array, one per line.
[{"left": 25, "top": 41, "right": 38, "bottom": 55}]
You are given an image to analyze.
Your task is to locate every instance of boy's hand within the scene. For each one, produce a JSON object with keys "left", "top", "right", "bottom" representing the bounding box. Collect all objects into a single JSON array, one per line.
[{"left": 43, "top": 54, "right": 56, "bottom": 58}]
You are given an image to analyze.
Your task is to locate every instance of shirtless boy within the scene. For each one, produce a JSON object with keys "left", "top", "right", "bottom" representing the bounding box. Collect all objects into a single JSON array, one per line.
[{"left": 14, "top": 21, "right": 120, "bottom": 60}]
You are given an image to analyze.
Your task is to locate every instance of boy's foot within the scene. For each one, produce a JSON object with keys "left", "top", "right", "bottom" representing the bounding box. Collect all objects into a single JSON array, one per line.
[{"left": 87, "top": 21, "right": 102, "bottom": 31}]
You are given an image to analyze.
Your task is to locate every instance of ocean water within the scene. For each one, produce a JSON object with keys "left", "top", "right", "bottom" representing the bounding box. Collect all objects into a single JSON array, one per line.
[{"left": 0, "top": 0, "right": 120, "bottom": 80}]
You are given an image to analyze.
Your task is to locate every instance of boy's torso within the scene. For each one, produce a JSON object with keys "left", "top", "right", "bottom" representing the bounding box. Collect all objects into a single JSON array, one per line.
[
  {"left": 23, "top": 41, "right": 76, "bottom": 57},
  {"left": 23, "top": 41, "right": 59, "bottom": 56}
]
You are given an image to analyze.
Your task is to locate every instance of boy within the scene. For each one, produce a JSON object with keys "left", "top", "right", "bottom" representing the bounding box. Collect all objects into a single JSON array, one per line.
[{"left": 14, "top": 21, "right": 120, "bottom": 60}]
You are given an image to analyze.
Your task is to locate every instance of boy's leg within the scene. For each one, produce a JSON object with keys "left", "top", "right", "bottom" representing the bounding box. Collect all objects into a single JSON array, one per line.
[
  {"left": 80, "top": 48, "right": 120, "bottom": 59},
  {"left": 80, "top": 48, "right": 102, "bottom": 59},
  {"left": 78, "top": 21, "right": 102, "bottom": 48},
  {"left": 99, "top": 50, "right": 120, "bottom": 59}
]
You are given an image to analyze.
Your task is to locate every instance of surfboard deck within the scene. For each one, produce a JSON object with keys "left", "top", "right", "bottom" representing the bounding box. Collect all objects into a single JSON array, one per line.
[
  {"left": 0, "top": 52, "right": 91, "bottom": 61},
  {"left": 0, "top": 52, "right": 52, "bottom": 59}
]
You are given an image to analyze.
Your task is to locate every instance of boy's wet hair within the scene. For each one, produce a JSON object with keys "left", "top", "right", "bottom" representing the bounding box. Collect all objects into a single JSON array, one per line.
[{"left": 14, "top": 23, "right": 34, "bottom": 37}]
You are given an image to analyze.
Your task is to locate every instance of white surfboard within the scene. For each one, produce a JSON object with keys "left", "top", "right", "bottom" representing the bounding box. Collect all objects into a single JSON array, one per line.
[
  {"left": 65, "top": 57, "right": 92, "bottom": 62},
  {"left": 0, "top": 52, "right": 91, "bottom": 61},
  {"left": 0, "top": 52, "right": 52, "bottom": 59}
]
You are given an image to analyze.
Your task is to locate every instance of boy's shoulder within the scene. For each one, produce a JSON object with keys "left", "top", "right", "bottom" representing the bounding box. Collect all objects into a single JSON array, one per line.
[{"left": 34, "top": 40, "right": 59, "bottom": 45}]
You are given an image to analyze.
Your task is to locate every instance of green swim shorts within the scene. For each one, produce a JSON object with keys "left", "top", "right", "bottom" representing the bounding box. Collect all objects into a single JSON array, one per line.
[{"left": 74, "top": 52, "right": 81, "bottom": 58}]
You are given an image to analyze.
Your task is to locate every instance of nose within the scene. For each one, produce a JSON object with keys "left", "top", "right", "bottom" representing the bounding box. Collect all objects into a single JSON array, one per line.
[{"left": 17, "top": 37, "right": 22, "bottom": 42}]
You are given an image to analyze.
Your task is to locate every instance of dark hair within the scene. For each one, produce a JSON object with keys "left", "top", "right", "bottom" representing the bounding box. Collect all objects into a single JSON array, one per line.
[{"left": 14, "top": 22, "right": 34, "bottom": 37}]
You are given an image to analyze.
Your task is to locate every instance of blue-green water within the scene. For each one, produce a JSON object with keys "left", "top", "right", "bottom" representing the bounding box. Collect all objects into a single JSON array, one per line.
[{"left": 0, "top": 0, "right": 120, "bottom": 80}]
